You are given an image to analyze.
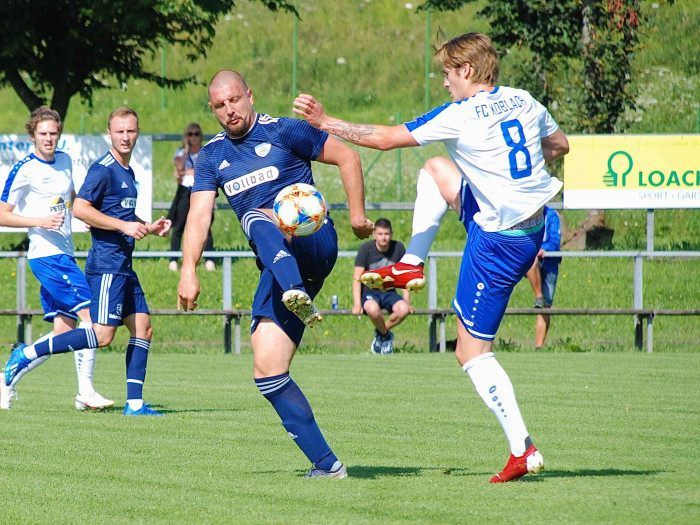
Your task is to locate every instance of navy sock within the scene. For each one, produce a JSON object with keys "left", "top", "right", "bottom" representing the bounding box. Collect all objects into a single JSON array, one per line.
[
  {"left": 242, "top": 210, "right": 304, "bottom": 291},
  {"left": 34, "top": 328, "right": 98, "bottom": 358},
  {"left": 126, "top": 338, "right": 150, "bottom": 400},
  {"left": 255, "top": 373, "right": 338, "bottom": 470}
]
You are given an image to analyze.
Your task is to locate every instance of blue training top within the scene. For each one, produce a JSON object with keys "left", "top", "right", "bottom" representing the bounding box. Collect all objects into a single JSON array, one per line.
[
  {"left": 192, "top": 114, "right": 328, "bottom": 221},
  {"left": 77, "top": 151, "right": 139, "bottom": 275}
]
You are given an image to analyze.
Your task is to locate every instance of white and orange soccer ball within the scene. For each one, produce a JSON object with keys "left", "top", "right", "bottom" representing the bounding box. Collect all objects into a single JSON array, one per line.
[{"left": 272, "top": 183, "right": 327, "bottom": 237}]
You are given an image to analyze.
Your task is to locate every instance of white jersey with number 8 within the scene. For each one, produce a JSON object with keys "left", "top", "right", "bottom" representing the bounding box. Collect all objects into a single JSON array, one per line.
[{"left": 405, "top": 86, "right": 562, "bottom": 231}]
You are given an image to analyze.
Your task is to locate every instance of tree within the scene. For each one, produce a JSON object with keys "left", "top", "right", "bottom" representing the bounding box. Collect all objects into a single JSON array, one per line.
[{"left": 0, "top": 0, "right": 295, "bottom": 120}]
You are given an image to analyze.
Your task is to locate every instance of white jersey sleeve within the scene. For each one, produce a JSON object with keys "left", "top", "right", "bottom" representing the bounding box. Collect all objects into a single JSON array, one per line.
[
  {"left": 534, "top": 98, "right": 559, "bottom": 138},
  {"left": 2, "top": 156, "right": 32, "bottom": 206},
  {"left": 404, "top": 102, "right": 464, "bottom": 145}
]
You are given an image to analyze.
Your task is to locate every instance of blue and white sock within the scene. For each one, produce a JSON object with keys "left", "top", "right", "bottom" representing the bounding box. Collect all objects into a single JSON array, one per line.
[
  {"left": 28, "top": 327, "right": 98, "bottom": 359},
  {"left": 126, "top": 338, "right": 150, "bottom": 410},
  {"left": 255, "top": 373, "right": 338, "bottom": 470},
  {"left": 242, "top": 210, "right": 304, "bottom": 291}
]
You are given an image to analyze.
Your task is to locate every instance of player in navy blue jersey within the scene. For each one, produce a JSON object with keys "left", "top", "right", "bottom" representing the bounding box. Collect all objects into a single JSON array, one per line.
[
  {"left": 178, "top": 70, "right": 373, "bottom": 478},
  {"left": 4, "top": 107, "right": 172, "bottom": 416}
]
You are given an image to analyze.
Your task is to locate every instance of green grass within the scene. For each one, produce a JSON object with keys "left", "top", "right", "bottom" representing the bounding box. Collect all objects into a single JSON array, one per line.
[{"left": 2, "top": 352, "right": 698, "bottom": 523}]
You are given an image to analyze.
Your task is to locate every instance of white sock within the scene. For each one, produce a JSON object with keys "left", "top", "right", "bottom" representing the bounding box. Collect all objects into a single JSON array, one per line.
[
  {"left": 463, "top": 352, "right": 530, "bottom": 456},
  {"left": 402, "top": 168, "right": 449, "bottom": 266},
  {"left": 11, "top": 332, "right": 53, "bottom": 387},
  {"left": 127, "top": 399, "right": 144, "bottom": 410},
  {"left": 75, "top": 321, "right": 96, "bottom": 396}
]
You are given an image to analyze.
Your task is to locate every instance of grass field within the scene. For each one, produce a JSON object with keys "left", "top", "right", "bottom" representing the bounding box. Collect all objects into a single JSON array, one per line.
[{"left": 2, "top": 352, "right": 698, "bottom": 523}]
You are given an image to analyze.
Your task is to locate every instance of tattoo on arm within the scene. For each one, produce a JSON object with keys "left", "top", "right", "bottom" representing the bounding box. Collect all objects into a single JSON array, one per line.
[{"left": 327, "top": 121, "right": 376, "bottom": 144}]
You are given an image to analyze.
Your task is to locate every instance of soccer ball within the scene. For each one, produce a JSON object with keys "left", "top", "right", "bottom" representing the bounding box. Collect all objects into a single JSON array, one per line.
[{"left": 272, "top": 183, "right": 327, "bottom": 237}]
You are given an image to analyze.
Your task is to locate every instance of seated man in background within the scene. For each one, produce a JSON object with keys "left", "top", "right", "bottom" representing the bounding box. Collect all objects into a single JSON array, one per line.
[
  {"left": 353, "top": 218, "right": 412, "bottom": 354},
  {"left": 525, "top": 205, "right": 562, "bottom": 349}
]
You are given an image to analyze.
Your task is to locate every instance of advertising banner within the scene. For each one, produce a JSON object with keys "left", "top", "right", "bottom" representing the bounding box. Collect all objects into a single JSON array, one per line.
[
  {"left": 564, "top": 134, "right": 699, "bottom": 209},
  {"left": 0, "top": 134, "right": 153, "bottom": 232}
]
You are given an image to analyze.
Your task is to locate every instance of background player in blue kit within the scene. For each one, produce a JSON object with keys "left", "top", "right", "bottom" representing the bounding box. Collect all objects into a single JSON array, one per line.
[
  {"left": 0, "top": 106, "right": 112, "bottom": 411},
  {"left": 4, "top": 107, "right": 172, "bottom": 416},
  {"left": 294, "top": 32, "right": 570, "bottom": 482},
  {"left": 178, "top": 70, "right": 373, "bottom": 478},
  {"left": 525, "top": 206, "right": 562, "bottom": 349}
]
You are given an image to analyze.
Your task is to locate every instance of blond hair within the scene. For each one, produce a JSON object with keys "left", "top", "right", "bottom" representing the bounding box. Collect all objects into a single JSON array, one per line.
[
  {"left": 25, "top": 106, "right": 63, "bottom": 137},
  {"left": 107, "top": 107, "right": 139, "bottom": 129},
  {"left": 435, "top": 32, "right": 499, "bottom": 85}
]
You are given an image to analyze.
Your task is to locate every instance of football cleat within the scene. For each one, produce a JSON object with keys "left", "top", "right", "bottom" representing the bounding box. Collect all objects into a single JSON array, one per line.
[
  {"left": 380, "top": 330, "right": 395, "bottom": 355},
  {"left": 282, "top": 289, "right": 322, "bottom": 327},
  {"left": 4, "top": 343, "right": 31, "bottom": 387},
  {"left": 306, "top": 461, "right": 347, "bottom": 479},
  {"left": 0, "top": 380, "right": 16, "bottom": 410},
  {"left": 360, "top": 262, "right": 425, "bottom": 292},
  {"left": 490, "top": 444, "right": 544, "bottom": 483},
  {"left": 370, "top": 329, "right": 383, "bottom": 354},
  {"left": 75, "top": 391, "right": 115, "bottom": 411},
  {"left": 123, "top": 403, "right": 163, "bottom": 416}
]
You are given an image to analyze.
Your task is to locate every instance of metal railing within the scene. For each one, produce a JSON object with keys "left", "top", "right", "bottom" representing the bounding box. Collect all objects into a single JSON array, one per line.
[{"left": 1, "top": 249, "right": 698, "bottom": 354}]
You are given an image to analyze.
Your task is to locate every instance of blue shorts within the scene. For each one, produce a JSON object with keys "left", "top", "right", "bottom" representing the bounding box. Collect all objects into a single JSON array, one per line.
[
  {"left": 539, "top": 262, "right": 559, "bottom": 306},
  {"left": 251, "top": 219, "right": 338, "bottom": 347},
  {"left": 453, "top": 221, "right": 544, "bottom": 340},
  {"left": 86, "top": 272, "right": 149, "bottom": 326},
  {"left": 28, "top": 254, "right": 91, "bottom": 323},
  {"left": 362, "top": 290, "right": 403, "bottom": 312}
]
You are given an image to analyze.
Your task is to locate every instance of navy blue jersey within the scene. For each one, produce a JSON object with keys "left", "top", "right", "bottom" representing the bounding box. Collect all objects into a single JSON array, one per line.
[
  {"left": 193, "top": 114, "right": 328, "bottom": 221},
  {"left": 77, "top": 151, "right": 139, "bottom": 275}
]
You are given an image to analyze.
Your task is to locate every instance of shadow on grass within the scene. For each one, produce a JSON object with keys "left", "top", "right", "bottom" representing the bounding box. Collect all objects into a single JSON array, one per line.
[
  {"left": 110, "top": 404, "right": 243, "bottom": 415},
  {"left": 525, "top": 468, "right": 664, "bottom": 481},
  {"left": 346, "top": 466, "right": 424, "bottom": 479}
]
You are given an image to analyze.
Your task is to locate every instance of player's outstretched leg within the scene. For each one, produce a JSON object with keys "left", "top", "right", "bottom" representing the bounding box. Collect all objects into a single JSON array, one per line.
[
  {"left": 243, "top": 210, "right": 321, "bottom": 325},
  {"left": 4, "top": 326, "right": 99, "bottom": 386},
  {"left": 361, "top": 159, "right": 461, "bottom": 292},
  {"left": 242, "top": 210, "right": 305, "bottom": 291},
  {"left": 255, "top": 373, "right": 346, "bottom": 478}
]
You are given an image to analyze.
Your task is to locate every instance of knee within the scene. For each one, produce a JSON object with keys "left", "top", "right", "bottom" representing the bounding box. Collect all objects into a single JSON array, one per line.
[
  {"left": 363, "top": 301, "right": 380, "bottom": 316},
  {"left": 393, "top": 301, "right": 410, "bottom": 319},
  {"left": 423, "top": 156, "right": 455, "bottom": 177},
  {"left": 92, "top": 325, "right": 115, "bottom": 347},
  {"left": 143, "top": 324, "right": 154, "bottom": 341}
]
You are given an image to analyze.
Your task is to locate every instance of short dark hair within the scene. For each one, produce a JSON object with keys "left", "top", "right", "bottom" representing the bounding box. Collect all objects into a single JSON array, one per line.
[{"left": 375, "top": 218, "right": 392, "bottom": 231}]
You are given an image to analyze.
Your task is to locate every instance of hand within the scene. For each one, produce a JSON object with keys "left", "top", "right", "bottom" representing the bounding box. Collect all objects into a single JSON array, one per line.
[
  {"left": 148, "top": 216, "right": 172, "bottom": 237},
  {"left": 38, "top": 212, "right": 64, "bottom": 230},
  {"left": 178, "top": 269, "right": 200, "bottom": 311},
  {"left": 537, "top": 248, "right": 545, "bottom": 259},
  {"left": 292, "top": 94, "right": 328, "bottom": 129},
  {"left": 407, "top": 304, "right": 415, "bottom": 314},
  {"left": 121, "top": 221, "right": 149, "bottom": 240},
  {"left": 350, "top": 217, "right": 374, "bottom": 239},
  {"left": 352, "top": 304, "right": 363, "bottom": 316}
]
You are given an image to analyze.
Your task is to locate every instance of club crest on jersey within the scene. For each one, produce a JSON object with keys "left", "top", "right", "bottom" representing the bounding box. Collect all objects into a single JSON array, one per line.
[
  {"left": 223, "top": 166, "right": 279, "bottom": 197},
  {"left": 254, "top": 143, "right": 272, "bottom": 157}
]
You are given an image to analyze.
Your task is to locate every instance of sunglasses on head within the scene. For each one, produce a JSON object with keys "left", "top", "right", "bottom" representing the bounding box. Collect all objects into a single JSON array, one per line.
[{"left": 187, "top": 131, "right": 201, "bottom": 137}]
